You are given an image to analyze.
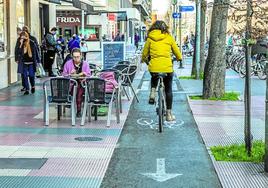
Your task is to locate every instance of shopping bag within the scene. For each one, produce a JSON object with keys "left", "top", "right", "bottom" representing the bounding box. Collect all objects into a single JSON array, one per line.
[{"left": 36, "top": 63, "right": 46, "bottom": 77}]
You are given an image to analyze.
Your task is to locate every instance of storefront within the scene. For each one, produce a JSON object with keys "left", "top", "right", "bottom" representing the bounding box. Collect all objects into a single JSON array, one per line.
[
  {"left": 56, "top": 11, "right": 82, "bottom": 39},
  {"left": 56, "top": 11, "right": 101, "bottom": 42}
]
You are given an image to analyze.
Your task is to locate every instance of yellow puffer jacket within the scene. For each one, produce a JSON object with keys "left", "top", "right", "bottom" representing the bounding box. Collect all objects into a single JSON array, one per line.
[{"left": 142, "top": 30, "right": 182, "bottom": 73}]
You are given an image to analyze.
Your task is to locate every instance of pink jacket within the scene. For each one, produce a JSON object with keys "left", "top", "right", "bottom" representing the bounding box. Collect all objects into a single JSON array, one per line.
[
  {"left": 99, "top": 72, "right": 118, "bottom": 93},
  {"left": 62, "top": 59, "right": 91, "bottom": 77}
]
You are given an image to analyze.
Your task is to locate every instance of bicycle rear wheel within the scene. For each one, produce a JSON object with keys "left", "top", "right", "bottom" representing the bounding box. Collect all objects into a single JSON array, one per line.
[{"left": 158, "top": 88, "right": 164, "bottom": 133}]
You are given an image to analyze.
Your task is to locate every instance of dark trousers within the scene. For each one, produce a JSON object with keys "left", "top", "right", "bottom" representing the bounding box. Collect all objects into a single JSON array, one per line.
[
  {"left": 82, "top": 52, "right": 87, "bottom": 61},
  {"left": 21, "top": 74, "right": 26, "bottom": 88},
  {"left": 23, "top": 64, "right": 35, "bottom": 91},
  {"left": 44, "top": 50, "right": 56, "bottom": 74},
  {"left": 150, "top": 72, "right": 173, "bottom": 109},
  {"left": 70, "top": 83, "right": 84, "bottom": 113},
  {"left": 76, "top": 84, "right": 84, "bottom": 113}
]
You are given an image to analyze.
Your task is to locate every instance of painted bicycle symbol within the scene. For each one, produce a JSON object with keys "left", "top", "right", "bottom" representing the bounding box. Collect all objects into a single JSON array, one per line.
[{"left": 137, "top": 118, "right": 184, "bottom": 130}]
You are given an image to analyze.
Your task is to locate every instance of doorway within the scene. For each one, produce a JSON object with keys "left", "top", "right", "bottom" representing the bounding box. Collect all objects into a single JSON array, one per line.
[{"left": 39, "top": 3, "right": 49, "bottom": 40}]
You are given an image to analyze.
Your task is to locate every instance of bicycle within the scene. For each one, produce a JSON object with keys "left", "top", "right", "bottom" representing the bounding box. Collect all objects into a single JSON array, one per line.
[{"left": 155, "top": 73, "right": 167, "bottom": 133}]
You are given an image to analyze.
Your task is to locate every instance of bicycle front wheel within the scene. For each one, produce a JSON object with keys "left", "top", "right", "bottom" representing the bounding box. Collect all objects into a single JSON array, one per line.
[{"left": 158, "top": 88, "right": 164, "bottom": 133}]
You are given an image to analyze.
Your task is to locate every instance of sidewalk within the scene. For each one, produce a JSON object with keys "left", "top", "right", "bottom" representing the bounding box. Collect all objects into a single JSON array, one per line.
[
  {"left": 0, "top": 67, "right": 144, "bottom": 188},
  {"left": 175, "top": 58, "right": 268, "bottom": 188}
]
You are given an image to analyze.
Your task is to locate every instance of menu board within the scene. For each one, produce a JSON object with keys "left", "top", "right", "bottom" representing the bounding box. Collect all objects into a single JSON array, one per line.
[{"left": 102, "top": 42, "right": 125, "bottom": 69}]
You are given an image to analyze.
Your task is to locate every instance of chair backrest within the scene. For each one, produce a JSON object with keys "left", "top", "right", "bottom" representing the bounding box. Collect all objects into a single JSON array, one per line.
[
  {"left": 113, "top": 64, "right": 129, "bottom": 73},
  {"left": 117, "top": 61, "right": 130, "bottom": 65},
  {"left": 50, "top": 78, "right": 71, "bottom": 103},
  {"left": 86, "top": 78, "right": 106, "bottom": 103},
  {"left": 126, "top": 65, "right": 137, "bottom": 84},
  {"left": 89, "top": 63, "right": 97, "bottom": 70},
  {"left": 113, "top": 64, "right": 129, "bottom": 83}
]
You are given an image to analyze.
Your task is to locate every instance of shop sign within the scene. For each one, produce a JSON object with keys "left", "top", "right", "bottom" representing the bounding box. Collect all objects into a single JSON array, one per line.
[
  {"left": 102, "top": 42, "right": 125, "bottom": 69},
  {"left": 57, "top": 16, "right": 81, "bottom": 23},
  {"left": 117, "top": 12, "right": 127, "bottom": 21},
  {"left": 108, "top": 13, "right": 116, "bottom": 21}
]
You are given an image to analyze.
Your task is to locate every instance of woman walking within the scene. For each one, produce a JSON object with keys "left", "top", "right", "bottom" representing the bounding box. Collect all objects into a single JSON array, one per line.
[
  {"left": 17, "top": 31, "right": 40, "bottom": 95},
  {"left": 142, "top": 20, "right": 182, "bottom": 121}
]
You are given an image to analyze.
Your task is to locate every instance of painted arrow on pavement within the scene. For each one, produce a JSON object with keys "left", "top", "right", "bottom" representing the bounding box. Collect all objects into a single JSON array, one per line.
[{"left": 141, "top": 158, "right": 182, "bottom": 182}]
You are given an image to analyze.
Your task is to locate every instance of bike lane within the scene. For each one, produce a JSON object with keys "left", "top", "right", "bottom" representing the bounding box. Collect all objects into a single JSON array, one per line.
[{"left": 101, "top": 73, "right": 221, "bottom": 188}]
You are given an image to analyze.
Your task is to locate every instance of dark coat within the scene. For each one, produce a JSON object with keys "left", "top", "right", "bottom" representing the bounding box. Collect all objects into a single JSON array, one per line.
[{"left": 17, "top": 40, "right": 40, "bottom": 74}]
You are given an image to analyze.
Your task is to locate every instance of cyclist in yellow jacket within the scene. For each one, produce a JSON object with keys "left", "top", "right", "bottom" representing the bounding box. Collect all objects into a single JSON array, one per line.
[{"left": 142, "top": 20, "right": 182, "bottom": 121}]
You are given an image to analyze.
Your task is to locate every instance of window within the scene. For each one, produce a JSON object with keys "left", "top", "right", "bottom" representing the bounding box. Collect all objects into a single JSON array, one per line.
[{"left": 80, "top": 26, "right": 100, "bottom": 41}]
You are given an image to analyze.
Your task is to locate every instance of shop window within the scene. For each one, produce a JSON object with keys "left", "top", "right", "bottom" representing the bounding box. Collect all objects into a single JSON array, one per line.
[
  {"left": 80, "top": 27, "right": 100, "bottom": 41},
  {"left": 16, "top": 0, "right": 25, "bottom": 29},
  {"left": 0, "top": 0, "right": 5, "bottom": 58}
]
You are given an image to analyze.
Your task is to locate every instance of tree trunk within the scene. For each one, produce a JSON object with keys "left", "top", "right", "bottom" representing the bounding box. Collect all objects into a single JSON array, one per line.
[
  {"left": 191, "top": 1, "right": 198, "bottom": 78},
  {"left": 191, "top": 40, "right": 196, "bottom": 77},
  {"left": 203, "top": 0, "right": 230, "bottom": 98},
  {"left": 200, "top": 0, "right": 207, "bottom": 73}
]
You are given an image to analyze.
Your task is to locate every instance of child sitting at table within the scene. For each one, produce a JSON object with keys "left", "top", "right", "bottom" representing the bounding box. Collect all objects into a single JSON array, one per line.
[{"left": 62, "top": 48, "right": 91, "bottom": 117}]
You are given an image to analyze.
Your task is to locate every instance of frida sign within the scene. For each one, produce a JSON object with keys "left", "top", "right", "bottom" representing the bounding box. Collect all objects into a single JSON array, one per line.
[{"left": 56, "top": 17, "right": 81, "bottom": 23}]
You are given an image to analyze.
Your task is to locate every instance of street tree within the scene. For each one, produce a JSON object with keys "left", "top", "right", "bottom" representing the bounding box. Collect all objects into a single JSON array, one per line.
[
  {"left": 200, "top": 0, "right": 207, "bottom": 73},
  {"left": 203, "top": 0, "right": 230, "bottom": 98},
  {"left": 227, "top": 0, "right": 268, "bottom": 160}
]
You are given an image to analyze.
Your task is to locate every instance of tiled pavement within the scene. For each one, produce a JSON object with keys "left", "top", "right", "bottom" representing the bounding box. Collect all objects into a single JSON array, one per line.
[
  {"left": 0, "top": 60, "right": 144, "bottom": 188},
  {"left": 175, "top": 58, "right": 268, "bottom": 188}
]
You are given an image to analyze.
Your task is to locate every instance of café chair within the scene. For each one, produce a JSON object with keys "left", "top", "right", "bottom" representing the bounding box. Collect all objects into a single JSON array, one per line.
[
  {"left": 81, "top": 78, "right": 120, "bottom": 127},
  {"left": 43, "top": 77, "right": 78, "bottom": 126}
]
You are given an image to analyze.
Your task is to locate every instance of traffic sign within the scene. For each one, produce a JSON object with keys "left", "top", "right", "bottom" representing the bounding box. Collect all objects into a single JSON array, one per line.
[
  {"left": 179, "top": 6, "right": 195, "bottom": 12},
  {"left": 172, "top": 12, "right": 181, "bottom": 19}
]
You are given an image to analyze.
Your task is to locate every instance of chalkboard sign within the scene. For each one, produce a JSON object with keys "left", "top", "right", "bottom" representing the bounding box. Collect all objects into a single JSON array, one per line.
[{"left": 102, "top": 42, "right": 125, "bottom": 69}]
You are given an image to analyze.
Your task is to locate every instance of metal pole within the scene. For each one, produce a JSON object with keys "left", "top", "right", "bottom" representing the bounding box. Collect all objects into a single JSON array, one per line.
[
  {"left": 178, "top": 5, "right": 184, "bottom": 69},
  {"left": 195, "top": 0, "right": 201, "bottom": 79},
  {"left": 81, "top": 10, "right": 85, "bottom": 37},
  {"left": 244, "top": 0, "right": 252, "bottom": 156},
  {"left": 265, "top": 60, "right": 268, "bottom": 172},
  {"left": 173, "top": 3, "right": 176, "bottom": 38}
]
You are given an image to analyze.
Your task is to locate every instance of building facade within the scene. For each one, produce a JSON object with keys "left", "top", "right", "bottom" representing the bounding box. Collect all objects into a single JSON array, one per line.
[{"left": 0, "top": 0, "right": 57, "bottom": 89}]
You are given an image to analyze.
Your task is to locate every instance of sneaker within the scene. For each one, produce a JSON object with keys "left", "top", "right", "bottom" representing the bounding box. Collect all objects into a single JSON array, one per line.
[
  {"left": 166, "top": 109, "right": 176, "bottom": 121},
  {"left": 21, "top": 87, "right": 26, "bottom": 92},
  {"left": 31, "top": 87, "right": 35, "bottom": 94},
  {"left": 148, "top": 88, "right": 156, "bottom": 104},
  {"left": 23, "top": 91, "right": 29, "bottom": 95}
]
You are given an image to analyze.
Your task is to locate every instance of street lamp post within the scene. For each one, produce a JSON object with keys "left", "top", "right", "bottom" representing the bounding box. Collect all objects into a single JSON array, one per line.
[
  {"left": 81, "top": 10, "right": 85, "bottom": 37},
  {"left": 172, "top": 0, "right": 177, "bottom": 39}
]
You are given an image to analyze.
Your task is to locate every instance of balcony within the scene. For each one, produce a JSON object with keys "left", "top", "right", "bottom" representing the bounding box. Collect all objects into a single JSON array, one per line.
[{"left": 132, "top": 0, "right": 152, "bottom": 17}]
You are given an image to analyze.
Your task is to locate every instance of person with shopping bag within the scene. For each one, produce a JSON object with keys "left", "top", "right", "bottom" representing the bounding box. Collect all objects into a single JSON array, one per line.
[{"left": 17, "top": 31, "right": 40, "bottom": 95}]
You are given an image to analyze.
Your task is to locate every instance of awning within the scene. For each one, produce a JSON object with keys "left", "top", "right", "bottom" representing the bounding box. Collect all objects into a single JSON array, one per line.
[
  {"left": 120, "top": 8, "right": 141, "bottom": 21},
  {"left": 72, "top": 0, "right": 94, "bottom": 12},
  {"left": 46, "top": 0, "right": 61, "bottom": 4}
]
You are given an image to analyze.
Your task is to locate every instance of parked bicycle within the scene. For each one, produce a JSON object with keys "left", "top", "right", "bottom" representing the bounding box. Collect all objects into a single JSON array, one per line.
[{"left": 239, "top": 54, "right": 267, "bottom": 80}]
